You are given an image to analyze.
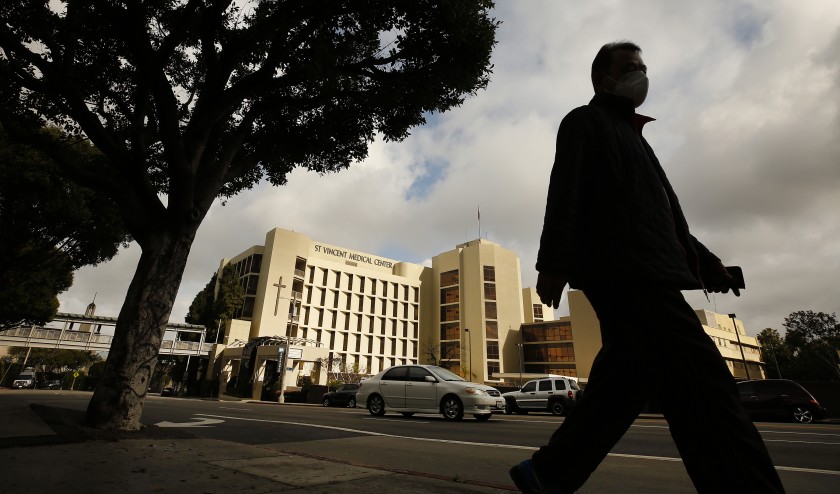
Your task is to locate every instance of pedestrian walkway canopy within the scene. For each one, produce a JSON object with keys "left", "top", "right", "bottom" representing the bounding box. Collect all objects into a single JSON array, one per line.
[{"left": 0, "top": 313, "right": 211, "bottom": 357}]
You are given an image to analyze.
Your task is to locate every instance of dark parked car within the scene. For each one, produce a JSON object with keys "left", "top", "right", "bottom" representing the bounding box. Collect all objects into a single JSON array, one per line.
[
  {"left": 44, "top": 380, "right": 62, "bottom": 390},
  {"left": 323, "top": 383, "right": 361, "bottom": 408},
  {"left": 737, "top": 379, "right": 828, "bottom": 424}
]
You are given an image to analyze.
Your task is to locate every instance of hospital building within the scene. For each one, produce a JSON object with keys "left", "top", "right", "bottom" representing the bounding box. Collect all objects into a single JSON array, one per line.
[{"left": 210, "top": 227, "right": 765, "bottom": 400}]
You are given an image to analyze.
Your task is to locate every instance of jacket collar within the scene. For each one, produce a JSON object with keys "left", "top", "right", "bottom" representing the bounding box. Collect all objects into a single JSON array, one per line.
[{"left": 590, "top": 92, "right": 655, "bottom": 135}]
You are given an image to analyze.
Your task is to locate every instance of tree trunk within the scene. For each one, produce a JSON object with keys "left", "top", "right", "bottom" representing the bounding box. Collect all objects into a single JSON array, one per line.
[{"left": 86, "top": 227, "right": 196, "bottom": 430}]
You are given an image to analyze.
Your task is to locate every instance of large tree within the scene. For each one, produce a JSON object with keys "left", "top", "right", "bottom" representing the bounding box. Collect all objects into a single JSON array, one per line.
[
  {"left": 0, "top": 1, "right": 498, "bottom": 430},
  {"left": 0, "top": 125, "right": 129, "bottom": 329}
]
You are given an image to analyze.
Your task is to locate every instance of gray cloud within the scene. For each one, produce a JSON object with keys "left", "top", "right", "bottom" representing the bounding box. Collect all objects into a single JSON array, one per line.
[{"left": 60, "top": 1, "right": 840, "bottom": 336}]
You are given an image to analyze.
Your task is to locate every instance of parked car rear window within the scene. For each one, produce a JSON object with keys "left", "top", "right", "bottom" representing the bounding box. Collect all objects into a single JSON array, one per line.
[
  {"left": 554, "top": 380, "right": 566, "bottom": 391},
  {"left": 539, "top": 380, "right": 552, "bottom": 391}
]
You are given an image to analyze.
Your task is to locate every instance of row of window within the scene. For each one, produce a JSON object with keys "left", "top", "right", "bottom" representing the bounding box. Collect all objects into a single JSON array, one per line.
[
  {"left": 309, "top": 266, "right": 419, "bottom": 302},
  {"left": 523, "top": 342, "right": 575, "bottom": 362},
  {"left": 333, "top": 353, "right": 418, "bottom": 376},
  {"left": 523, "top": 323, "right": 573, "bottom": 342},
  {"left": 292, "top": 327, "right": 419, "bottom": 359},
  {"left": 300, "top": 309, "right": 419, "bottom": 338},
  {"left": 305, "top": 287, "right": 419, "bottom": 319}
]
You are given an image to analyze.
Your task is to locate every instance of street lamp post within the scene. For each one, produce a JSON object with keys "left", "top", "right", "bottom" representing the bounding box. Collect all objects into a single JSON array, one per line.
[
  {"left": 464, "top": 328, "right": 472, "bottom": 382},
  {"left": 516, "top": 343, "right": 524, "bottom": 386},
  {"left": 729, "top": 313, "right": 751, "bottom": 380}
]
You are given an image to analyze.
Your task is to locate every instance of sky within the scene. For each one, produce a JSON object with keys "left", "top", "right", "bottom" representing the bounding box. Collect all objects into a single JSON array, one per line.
[{"left": 58, "top": 0, "right": 840, "bottom": 337}]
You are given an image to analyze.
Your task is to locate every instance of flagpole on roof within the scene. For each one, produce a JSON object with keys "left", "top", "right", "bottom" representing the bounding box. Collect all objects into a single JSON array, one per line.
[{"left": 477, "top": 206, "right": 481, "bottom": 241}]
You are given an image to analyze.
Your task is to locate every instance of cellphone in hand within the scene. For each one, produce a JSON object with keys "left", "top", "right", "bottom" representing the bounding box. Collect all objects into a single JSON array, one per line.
[{"left": 725, "top": 266, "right": 745, "bottom": 289}]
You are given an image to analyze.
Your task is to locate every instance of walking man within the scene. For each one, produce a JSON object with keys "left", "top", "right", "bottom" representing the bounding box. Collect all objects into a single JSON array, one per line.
[{"left": 509, "top": 41, "right": 786, "bottom": 494}]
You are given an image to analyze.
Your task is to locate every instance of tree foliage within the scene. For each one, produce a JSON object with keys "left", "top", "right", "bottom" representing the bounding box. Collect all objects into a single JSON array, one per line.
[
  {"left": 185, "top": 264, "right": 244, "bottom": 342},
  {"left": 755, "top": 328, "right": 790, "bottom": 380},
  {"left": 0, "top": 0, "right": 498, "bottom": 430},
  {"left": 6, "top": 346, "right": 102, "bottom": 375},
  {"left": 0, "top": 125, "right": 129, "bottom": 329},
  {"left": 782, "top": 310, "right": 840, "bottom": 381}
]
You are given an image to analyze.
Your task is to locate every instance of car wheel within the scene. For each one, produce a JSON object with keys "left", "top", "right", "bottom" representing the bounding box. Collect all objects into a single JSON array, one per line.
[
  {"left": 401, "top": 412, "right": 415, "bottom": 417},
  {"left": 322, "top": 397, "right": 331, "bottom": 407},
  {"left": 549, "top": 399, "right": 566, "bottom": 416},
  {"left": 441, "top": 396, "right": 464, "bottom": 421},
  {"left": 474, "top": 413, "right": 491, "bottom": 421},
  {"left": 792, "top": 406, "right": 814, "bottom": 424},
  {"left": 504, "top": 399, "right": 517, "bottom": 415},
  {"left": 347, "top": 397, "right": 357, "bottom": 408},
  {"left": 367, "top": 394, "right": 386, "bottom": 416}
]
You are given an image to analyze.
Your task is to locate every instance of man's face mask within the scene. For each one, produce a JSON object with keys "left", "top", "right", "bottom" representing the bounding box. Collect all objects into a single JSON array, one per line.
[{"left": 604, "top": 70, "right": 649, "bottom": 108}]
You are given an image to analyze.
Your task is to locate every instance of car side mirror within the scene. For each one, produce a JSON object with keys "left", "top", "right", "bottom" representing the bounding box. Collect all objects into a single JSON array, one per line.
[{"left": 424, "top": 375, "right": 437, "bottom": 383}]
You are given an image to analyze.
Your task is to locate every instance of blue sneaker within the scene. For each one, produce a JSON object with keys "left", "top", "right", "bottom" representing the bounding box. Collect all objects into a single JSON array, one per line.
[{"left": 509, "top": 459, "right": 566, "bottom": 494}]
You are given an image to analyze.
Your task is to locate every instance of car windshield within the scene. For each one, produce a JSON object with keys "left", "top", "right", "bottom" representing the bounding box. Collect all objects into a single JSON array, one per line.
[{"left": 428, "top": 366, "right": 464, "bottom": 381}]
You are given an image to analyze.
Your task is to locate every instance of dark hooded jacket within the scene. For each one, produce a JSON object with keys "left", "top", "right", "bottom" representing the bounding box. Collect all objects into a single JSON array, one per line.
[{"left": 536, "top": 92, "right": 719, "bottom": 289}]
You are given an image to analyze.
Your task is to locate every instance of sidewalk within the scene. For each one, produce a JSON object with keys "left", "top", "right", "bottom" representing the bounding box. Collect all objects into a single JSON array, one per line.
[{"left": 0, "top": 396, "right": 513, "bottom": 494}]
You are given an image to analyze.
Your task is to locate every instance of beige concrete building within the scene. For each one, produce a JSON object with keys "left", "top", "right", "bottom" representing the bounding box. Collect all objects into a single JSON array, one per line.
[
  {"left": 429, "top": 239, "right": 551, "bottom": 383},
  {"left": 517, "top": 290, "right": 766, "bottom": 384},
  {"left": 213, "top": 228, "right": 431, "bottom": 399},
  {"left": 212, "top": 228, "right": 552, "bottom": 398}
]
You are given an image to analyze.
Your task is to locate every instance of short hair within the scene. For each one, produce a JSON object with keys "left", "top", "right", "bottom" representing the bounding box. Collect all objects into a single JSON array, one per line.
[{"left": 591, "top": 40, "right": 642, "bottom": 88}]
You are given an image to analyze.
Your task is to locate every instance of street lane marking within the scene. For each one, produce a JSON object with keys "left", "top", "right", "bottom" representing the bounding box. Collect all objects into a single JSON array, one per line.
[
  {"left": 196, "top": 413, "right": 840, "bottom": 476},
  {"left": 764, "top": 439, "right": 840, "bottom": 445},
  {"left": 156, "top": 417, "right": 224, "bottom": 428}
]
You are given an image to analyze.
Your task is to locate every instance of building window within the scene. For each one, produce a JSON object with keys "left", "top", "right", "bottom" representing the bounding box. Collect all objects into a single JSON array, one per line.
[
  {"left": 371, "top": 278, "right": 377, "bottom": 295},
  {"left": 441, "top": 306, "right": 460, "bottom": 322},
  {"left": 487, "top": 362, "right": 500, "bottom": 380},
  {"left": 485, "top": 321, "right": 498, "bottom": 339},
  {"left": 484, "top": 301, "right": 497, "bottom": 320},
  {"left": 440, "top": 286, "right": 460, "bottom": 304},
  {"left": 523, "top": 342, "right": 575, "bottom": 362},
  {"left": 483, "top": 283, "right": 496, "bottom": 300},
  {"left": 440, "top": 322, "right": 460, "bottom": 340},
  {"left": 483, "top": 265, "right": 495, "bottom": 282},
  {"left": 245, "top": 275, "right": 259, "bottom": 295},
  {"left": 486, "top": 341, "right": 500, "bottom": 360},
  {"left": 440, "top": 341, "right": 461, "bottom": 359},
  {"left": 533, "top": 304, "right": 543, "bottom": 320},
  {"left": 241, "top": 297, "right": 255, "bottom": 318},
  {"left": 523, "top": 323, "right": 573, "bottom": 342},
  {"left": 440, "top": 361, "right": 461, "bottom": 375},
  {"left": 440, "top": 270, "right": 459, "bottom": 287}
]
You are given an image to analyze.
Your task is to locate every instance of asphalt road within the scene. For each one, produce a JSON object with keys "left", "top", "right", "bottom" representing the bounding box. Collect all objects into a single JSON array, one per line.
[{"left": 21, "top": 392, "right": 840, "bottom": 493}]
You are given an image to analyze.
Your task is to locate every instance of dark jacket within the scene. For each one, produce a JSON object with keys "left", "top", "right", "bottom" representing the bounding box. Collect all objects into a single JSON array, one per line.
[{"left": 536, "top": 93, "right": 718, "bottom": 289}]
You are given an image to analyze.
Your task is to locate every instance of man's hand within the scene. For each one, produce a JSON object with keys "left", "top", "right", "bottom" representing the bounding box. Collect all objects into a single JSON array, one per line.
[
  {"left": 536, "top": 271, "right": 569, "bottom": 309},
  {"left": 704, "top": 262, "right": 741, "bottom": 297}
]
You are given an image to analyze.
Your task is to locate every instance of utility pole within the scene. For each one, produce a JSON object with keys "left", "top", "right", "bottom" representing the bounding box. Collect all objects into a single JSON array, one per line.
[{"left": 729, "top": 314, "right": 751, "bottom": 380}]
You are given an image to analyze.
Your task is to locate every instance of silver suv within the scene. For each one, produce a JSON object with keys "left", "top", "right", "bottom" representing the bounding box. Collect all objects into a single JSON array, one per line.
[{"left": 502, "top": 376, "right": 580, "bottom": 416}]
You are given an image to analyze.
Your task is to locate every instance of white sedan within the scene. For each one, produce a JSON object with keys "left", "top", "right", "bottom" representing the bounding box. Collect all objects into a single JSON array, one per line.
[{"left": 355, "top": 364, "right": 503, "bottom": 421}]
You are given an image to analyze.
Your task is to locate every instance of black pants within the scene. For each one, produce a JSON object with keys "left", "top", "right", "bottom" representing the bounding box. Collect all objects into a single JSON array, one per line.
[{"left": 531, "top": 286, "right": 786, "bottom": 493}]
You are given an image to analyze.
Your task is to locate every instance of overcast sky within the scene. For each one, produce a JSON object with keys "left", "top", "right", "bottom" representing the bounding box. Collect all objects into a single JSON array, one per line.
[{"left": 59, "top": 1, "right": 840, "bottom": 337}]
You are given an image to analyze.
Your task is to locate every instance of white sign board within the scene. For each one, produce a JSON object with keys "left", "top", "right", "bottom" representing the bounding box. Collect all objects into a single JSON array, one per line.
[{"left": 288, "top": 348, "right": 303, "bottom": 359}]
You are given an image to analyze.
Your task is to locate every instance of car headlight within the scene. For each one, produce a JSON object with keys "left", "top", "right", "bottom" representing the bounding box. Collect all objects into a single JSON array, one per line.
[{"left": 463, "top": 387, "right": 488, "bottom": 396}]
